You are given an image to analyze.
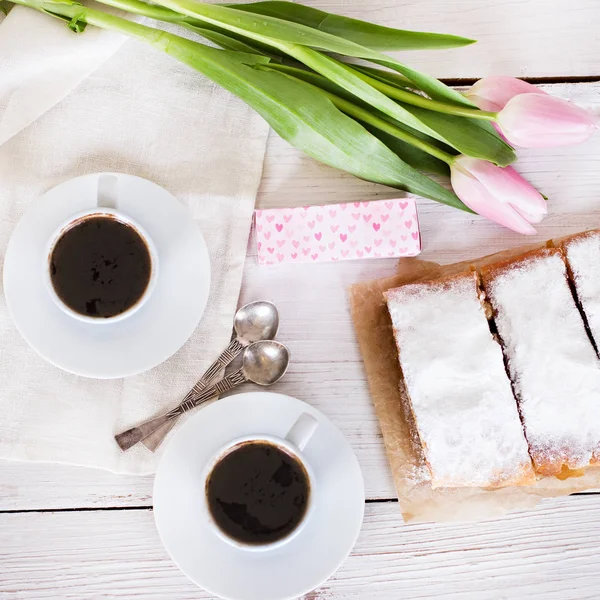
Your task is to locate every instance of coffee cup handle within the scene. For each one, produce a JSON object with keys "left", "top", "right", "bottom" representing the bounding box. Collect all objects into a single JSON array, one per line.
[
  {"left": 97, "top": 174, "right": 119, "bottom": 209},
  {"left": 284, "top": 413, "right": 318, "bottom": 452}
]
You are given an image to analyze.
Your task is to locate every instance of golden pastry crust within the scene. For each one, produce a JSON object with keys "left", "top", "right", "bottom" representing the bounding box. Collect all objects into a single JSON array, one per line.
[
  {"left": 559, "top": 228, "right": 600, "bottom": 249},
  {"left": 479, "top": 246, "right": 559, "bottom": 292}
]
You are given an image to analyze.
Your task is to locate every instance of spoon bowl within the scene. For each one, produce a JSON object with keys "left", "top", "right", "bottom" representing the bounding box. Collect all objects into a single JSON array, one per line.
[
  {"left": 242, "top": 340, "right": 290, "bottom": 386},
  {"left": 115, "top": 339, "right": 291, "bottom": 451},
  {"left": 137, "top": 301, "right": 280, "bottom": 453},
  {"left": 234, "top": 300, "right": 279, "bottom": 344}
]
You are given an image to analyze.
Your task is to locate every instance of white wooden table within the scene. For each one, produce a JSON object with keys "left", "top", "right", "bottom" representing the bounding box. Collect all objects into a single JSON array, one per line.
[{"left": 2, "top": 1, "right": 600, "bottom": 598}]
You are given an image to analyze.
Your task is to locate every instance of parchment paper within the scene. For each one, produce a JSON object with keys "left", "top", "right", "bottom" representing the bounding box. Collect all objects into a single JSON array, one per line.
[{"left": 349, "top": 240, "right": 600, "bottom": 523}]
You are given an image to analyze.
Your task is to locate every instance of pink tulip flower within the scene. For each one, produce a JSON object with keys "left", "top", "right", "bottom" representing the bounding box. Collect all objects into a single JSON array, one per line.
[
  {"left": 466, "top": 76, "right": 545, "bottom": 112},
  {"left": 450, "top": 156, "right": 547, "bottom": 235},
  {"left": 496, "top": 93, "right": 598, "bottom": 148}
]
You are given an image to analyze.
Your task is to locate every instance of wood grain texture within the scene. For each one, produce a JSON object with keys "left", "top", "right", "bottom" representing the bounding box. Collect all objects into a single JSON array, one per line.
[
  {"left": 2, "top": 496, "right": 600, "bottom": 599},
  {"left": 1, "top": 16, "right": 600, "bottom": 590},
  {"left": 0, "top": 355, "right": 394, "bottom": 509},
  {"left": 1, "top": 82, "right": 599, "bottom": 512},
  {"left": 301, "top": 0, "right": 600, "bottom": 79},
  {"left": 257, "top": 83, "right": 600, "bottom": 266}
]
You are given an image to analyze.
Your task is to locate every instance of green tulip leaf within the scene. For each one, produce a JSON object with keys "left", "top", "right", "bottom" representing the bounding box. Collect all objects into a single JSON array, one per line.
[
  {"left": 224, "top": 1, "right": 476, "bottom": 51},
  {"left": 136, "top": 1, "right": 513, "bottom": 164},
  {"left": 363, "top": 124, "right": 451, "bottom": 176},
  {"left": 13, "top": 0, "right": 468, "bottom": 210}
]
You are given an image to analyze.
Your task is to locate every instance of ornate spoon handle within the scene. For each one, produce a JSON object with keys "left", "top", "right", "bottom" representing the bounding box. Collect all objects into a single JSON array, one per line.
[
  {"left": 141, "top": 338, "right": 245, "bottom": 452},
  {"left": 115, "top": 369, "right": 247, "bottom": 451},
  {"left": 183, "top": 338, "right": 245, "bottom": 402}
]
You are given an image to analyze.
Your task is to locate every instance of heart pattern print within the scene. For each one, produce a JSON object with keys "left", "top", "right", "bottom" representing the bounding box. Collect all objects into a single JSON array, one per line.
[{"left": 254, "top": 198, "right": 421, "bottom": 265}]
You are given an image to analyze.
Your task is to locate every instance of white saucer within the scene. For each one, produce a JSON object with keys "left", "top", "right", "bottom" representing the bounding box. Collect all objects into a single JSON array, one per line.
[
  {"left": 153, "top": 392, "right": 365, "bottom": 600},
  {"left": 3, "top": 173, "right": 210, "bottom": 379}
]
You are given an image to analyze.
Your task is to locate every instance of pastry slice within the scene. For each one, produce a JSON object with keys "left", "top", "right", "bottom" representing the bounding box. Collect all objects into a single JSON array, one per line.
[
  {"left": 480, "top": 247, "right": 600, "bottom": 476},
  {"left": 561, "top": 230, "right": 600, "bottom": 349},
  {"left": 384, "top": 271, "right": 535, "bottom": 488}
]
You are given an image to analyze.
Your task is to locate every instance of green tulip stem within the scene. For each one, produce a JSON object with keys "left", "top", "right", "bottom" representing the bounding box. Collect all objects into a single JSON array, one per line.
[
  {"left": 263, "top": 63, "right": 456, "bottom": 164},
  {"left": 352, "top": 71, "right": 498, "bottom": 120},
  {"left": 323, "top": 93, "right": 456, "bottom": 164}
]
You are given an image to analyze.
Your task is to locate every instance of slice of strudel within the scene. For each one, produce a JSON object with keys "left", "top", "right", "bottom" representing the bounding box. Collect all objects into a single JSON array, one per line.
[
  {"left": 480, "top": 247, "right": 600, "bottom": 476},
  {"left": 385, "top": 271, "right": 534, "bottom": 488}
]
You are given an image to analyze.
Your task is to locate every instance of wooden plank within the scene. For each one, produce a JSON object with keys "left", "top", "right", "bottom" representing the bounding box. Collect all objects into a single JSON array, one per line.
[
  {"left": 301, "top": 0, "right": 600, "bottom": 79},
  {"left": 0, "top": 353, "right": 394, "bottom": 509},
  {"left": 0, "top": 357, "right": 394, "bottom": 509},
  {"left": 0, "top": 462, "right": 154, "bottom": 511},
  {"left": 2, "top": 496, "right": 600, "bottom": 599},
  {"left": 0, "top": 81, "right": 598, "bottom": 511},
  {"left": 258, "top": 82, "right": 600, "bottom": 260},
  {"left": 258, "top": 83, "right": 600, "bottom": 250}
]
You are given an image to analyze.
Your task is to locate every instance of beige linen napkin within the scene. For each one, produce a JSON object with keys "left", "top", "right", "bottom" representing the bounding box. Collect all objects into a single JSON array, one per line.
[{"left": 0, "top": 7, "right": 269, "bottom": 473}]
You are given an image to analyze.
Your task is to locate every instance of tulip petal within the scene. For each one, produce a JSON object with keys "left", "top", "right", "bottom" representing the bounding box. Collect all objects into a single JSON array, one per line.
[
  {"left": 512, "top": 205, "right": 545, "bottom": 225},
  {"left": 458, "top": 157, "right": 547, "bottom": 218},
  {"left": 492, "top": 121, "right": 511, "bottom": 143},
  {"left": 466, "top": 94, "right": 504, "bottom": 113},
  {"left": 467, "top": 76, "right": 545, "bottom": 112},
  {"left": 451, "top": 162, "right": 537, "bottom": 235},
  {"left": 497, "top": 93, "right": 598, "bottom": 148}
]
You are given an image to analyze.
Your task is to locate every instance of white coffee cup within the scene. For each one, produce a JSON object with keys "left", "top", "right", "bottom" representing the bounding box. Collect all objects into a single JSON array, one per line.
[
  {"left": 201, "top": 412, "right": 319, "bottom": 552},
  {"left": 44, "top": 174, "right": 159, "bottom": 324}
]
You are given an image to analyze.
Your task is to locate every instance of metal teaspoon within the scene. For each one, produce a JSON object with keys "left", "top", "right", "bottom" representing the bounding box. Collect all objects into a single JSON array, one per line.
[
  {"left": 115, "top": 340, "right": 290, "bottom": 451},
  {"left": 140, "top": 301, "right": 279, "bottom": 451}
]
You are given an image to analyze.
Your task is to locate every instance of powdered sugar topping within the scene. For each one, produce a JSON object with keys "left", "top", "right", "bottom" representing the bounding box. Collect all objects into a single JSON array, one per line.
[
  {"left": 386, "top": 273, "right": 534, "bottom": 488},
  {"left": 484, "top": 250, "right": 600, "bottom": 474},
  {"left": 563, "top": 232, "right": 600, "bottom": 349}
]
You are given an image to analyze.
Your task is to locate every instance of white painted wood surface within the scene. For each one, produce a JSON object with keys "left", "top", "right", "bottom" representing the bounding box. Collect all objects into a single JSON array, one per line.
[
  {"left": 2, "top": 1, "right": 600, "bottom": 597},
  {"left": 2, "top": 497, "right": 600, "bottom": 599},
  {"left": 305, "top": 0, "right": 600, "bottom": 80},
  {"left": 4, "top": 84, "right": 599, "bottom": 510}
]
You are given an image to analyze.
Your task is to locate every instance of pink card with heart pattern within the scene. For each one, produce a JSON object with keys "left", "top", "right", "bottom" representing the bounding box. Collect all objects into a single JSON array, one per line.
[{"left": 254, "top": 198, "right": 420, "bottom": 265}]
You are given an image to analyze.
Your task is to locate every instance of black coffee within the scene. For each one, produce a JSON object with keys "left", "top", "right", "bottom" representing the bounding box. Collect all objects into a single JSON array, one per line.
[
  {"left": 206, "top": 441, "right": 310, "bottom": 545},
  {"left": 50, "top": 215, "right": 152, "bottom": 319}
]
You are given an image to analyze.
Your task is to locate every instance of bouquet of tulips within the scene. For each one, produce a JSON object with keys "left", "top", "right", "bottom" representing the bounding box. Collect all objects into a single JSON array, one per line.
[{"left": 4, "top": 0, "right": 597, "bottom": 233}]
